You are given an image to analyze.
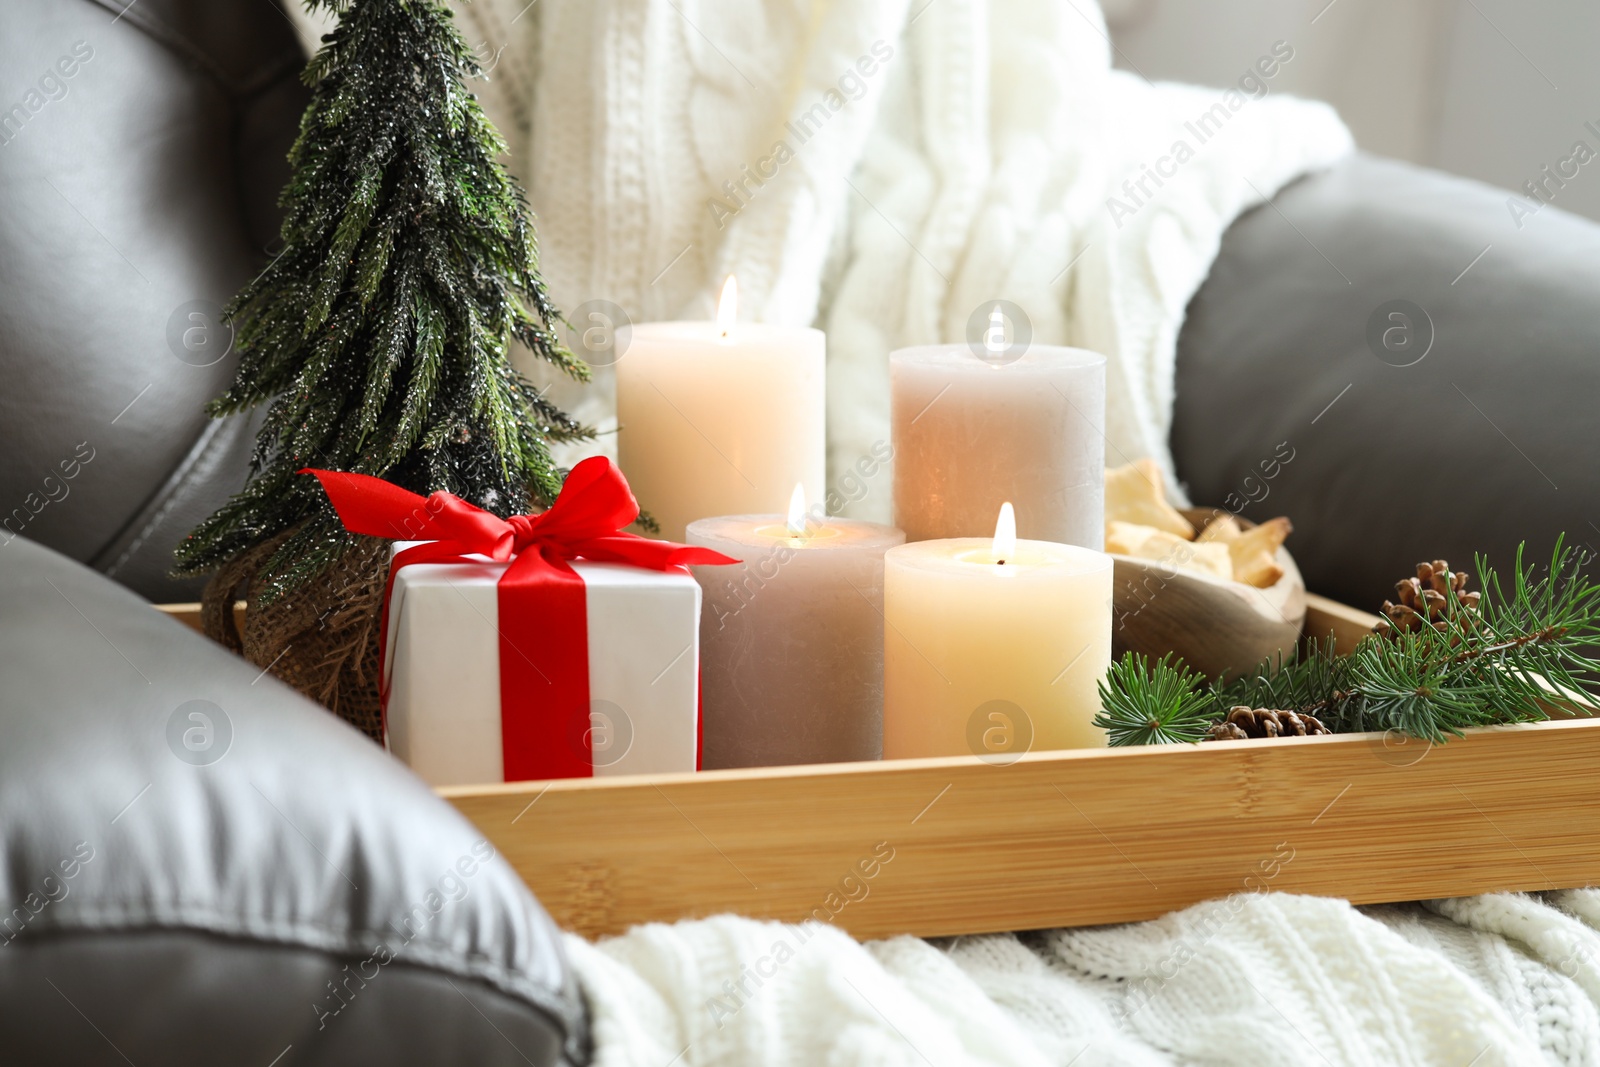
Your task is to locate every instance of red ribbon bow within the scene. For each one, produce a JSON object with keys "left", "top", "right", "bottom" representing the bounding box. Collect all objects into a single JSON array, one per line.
[{"left": 302, "top": 457, "right": 736, "bottom": 780}]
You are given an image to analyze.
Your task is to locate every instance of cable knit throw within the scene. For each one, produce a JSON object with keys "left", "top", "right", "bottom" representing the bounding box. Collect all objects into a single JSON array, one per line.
[
  {"left": 295, "top": 0, "right": 1352, "bottom": 512},
  {"left": 525, "top": 0, "right": 1353, "bottom": 514},
  {"left": 571, "top": 892, "right": 1600, "bottom": 1066}
]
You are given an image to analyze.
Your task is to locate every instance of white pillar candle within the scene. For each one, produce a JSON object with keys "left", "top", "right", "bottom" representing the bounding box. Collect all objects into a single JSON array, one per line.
[
  {"left": 617, "top": 278, "right": 826, "bottom": 541},
  {"left": 891, "top": 343, "right": 1106, "bottom": 549},
  {"left": 882, "top": 504, "right": 1113, "bottom": 760},
  {"left": 688, "top": 486, "right": 904, "bottom": 768}
]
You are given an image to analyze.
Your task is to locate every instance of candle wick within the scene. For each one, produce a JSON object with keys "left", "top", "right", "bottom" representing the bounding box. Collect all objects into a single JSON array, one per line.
[{"left": 997, "top": 559, "right": 1007, "bottom": 566}]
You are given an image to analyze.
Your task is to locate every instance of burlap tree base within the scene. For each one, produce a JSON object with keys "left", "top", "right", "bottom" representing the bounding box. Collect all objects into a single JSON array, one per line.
[{"left": 200, "top": 530, "right": 390, "bottom": 742}]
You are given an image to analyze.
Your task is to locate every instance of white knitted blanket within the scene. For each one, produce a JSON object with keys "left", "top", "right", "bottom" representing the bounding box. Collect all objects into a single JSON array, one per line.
[
  {"left": 524, "top": 0, "right": 1353, "bottom": 513},
  {"left": 292, "top": 0, "right": 1351, "bottom": 510},
  {"left": 570, "top": 892, "right": 1600, "bottom": 1066}
]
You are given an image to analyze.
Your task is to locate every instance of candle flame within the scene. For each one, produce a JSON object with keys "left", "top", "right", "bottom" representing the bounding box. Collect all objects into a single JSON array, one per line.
[
  {"left": 983, "top": 304, "right": 1007, "bottom": 357},
  {"left": 717, "top": 275, "right": 738, "bottom": 338},
  {"left": 992, "top": 502, "right": 1016, "bottom": 564},
  {"left": 787, "top": 483, "right": 808, "bottom": 536}
]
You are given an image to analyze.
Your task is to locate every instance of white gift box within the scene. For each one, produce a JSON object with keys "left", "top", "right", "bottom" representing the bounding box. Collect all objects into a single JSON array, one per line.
[{"left": 383, "top": 542, "right": 703, "bottom": 786}]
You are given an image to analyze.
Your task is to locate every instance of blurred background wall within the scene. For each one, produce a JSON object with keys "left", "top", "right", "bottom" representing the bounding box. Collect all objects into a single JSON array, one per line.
[{"left": 1104, "top": 0, "right": 1600, "bottom": 222}]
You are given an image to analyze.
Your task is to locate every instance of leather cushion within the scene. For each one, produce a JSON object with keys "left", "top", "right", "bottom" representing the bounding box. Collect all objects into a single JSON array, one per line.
[
  {"left": 1173, "top": 153, "right": 1600, "bottom": 609},
  {"left": 0, "top": 0, "right": 305, "bottom": 602},
  {"left": 0, "top": 536, "right": 587, "bottom": 1065}
]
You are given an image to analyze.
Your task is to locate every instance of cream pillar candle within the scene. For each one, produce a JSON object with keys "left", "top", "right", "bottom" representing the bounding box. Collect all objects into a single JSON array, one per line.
[
  {"left": 688, "top": 487, "right": 904, "bottom": 768},
  {"left": 882, "top": 504, "right": 1113, "bottom": 761},
  {"left": 891, "top": 343, "right": 1106, "bottom": 549},
  {"left": 617, "top": 278, "right": 825, "bottom": 541}
]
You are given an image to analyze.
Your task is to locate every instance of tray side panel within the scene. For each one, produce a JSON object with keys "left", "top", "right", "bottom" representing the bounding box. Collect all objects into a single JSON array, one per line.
[
  {"left": 1302, "top": 592, "right": 1382, "bottom": 654},
  {"left": 155, "top": 601, "right": 245, "bottom": 635},
  {"left": 445, "top": 718, "right": 1600, "bottom": 940}
]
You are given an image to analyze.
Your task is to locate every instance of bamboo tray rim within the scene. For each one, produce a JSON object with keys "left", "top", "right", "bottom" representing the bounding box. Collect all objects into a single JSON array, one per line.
[
  {"left": 444, "top": 709, "right": 1600, "bottom": 940},
  {"left": 435, "top": 715, "right": 1596, "bottom": 799}
]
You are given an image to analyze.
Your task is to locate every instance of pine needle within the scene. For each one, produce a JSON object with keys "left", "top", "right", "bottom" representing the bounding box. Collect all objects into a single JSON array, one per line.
[
  {"left": 1095, "top": 653, "right": 1214, "bottom": 745},
  {"left": 174, "top": 0, "right": 594, "bottom": 599},
  {"left": 1099, "top": 540, "right": 1600, "bottom": 747}
]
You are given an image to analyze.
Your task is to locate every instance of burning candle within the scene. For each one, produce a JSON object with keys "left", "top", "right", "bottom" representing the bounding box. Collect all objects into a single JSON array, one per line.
[
  {"left": 882, "top": 503, "right": 1113, "bottom": 760},
  {"left": 617, "top": 277, "right": 826, "bottom": 540},
  {"left": 891, "top": 340, "right": 1106, "bottom": 548},
  {"left": 687, "top": 485, "right": 904, "bottom": 768}
]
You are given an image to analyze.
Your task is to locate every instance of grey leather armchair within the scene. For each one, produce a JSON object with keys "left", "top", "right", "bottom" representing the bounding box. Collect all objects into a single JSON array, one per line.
[
  {"left": 1, "top": 2, "right": 586, "bottom": 1063},
  {"left": 0, "top": 537, "right": 587, "bottom": 1065},
  {"left": 1175, "top": 154, "right": 1600, "bottom": 610},
  {"left": 1, "top": 0, "right": 298, "bottom": 602}
]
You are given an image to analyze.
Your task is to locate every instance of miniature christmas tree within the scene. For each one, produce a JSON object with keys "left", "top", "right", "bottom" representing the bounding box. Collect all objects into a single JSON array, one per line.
[
  {"left": 178, "top": 0, "right": 588, "bottom": 596},
  {"left": 175, "top": 0, "right": 588, "bottom": 731}
]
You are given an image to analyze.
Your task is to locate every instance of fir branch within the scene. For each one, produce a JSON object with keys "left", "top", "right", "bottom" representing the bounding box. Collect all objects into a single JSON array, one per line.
[
  {"left": 1209, "top": 637, "right": 1361, "bottom": 730},
  {"left": 1099, "top": 540, "right": 1600, "bottom": 747},
  {"left": 1095, "top": 653, "right": 1214, "bottom": 745}
]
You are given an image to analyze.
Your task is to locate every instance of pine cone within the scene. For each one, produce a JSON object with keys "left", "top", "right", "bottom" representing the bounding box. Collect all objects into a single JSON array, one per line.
[
  {"left": 1376, "top": 559, "right": 1481, "bottom": 637},
  {"left": 1205, "top": 705, "right": 1330, "bottom": 740}
]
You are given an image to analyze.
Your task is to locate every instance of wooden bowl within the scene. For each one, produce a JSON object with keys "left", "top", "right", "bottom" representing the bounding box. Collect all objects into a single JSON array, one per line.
[{"left": 1109, "top": 507, "right": 1306, "bottom": 679}]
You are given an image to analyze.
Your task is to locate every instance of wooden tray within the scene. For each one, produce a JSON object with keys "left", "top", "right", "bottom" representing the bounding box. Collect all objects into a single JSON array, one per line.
[{"left": 158, "top": 596, "right": 1600, "bottom": 940}]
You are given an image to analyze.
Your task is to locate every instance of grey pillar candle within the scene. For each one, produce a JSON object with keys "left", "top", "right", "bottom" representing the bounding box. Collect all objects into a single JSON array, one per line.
[
  {"left": 687, "top": 504, "right": 905, "bottom": 768},
  {"left": 891, "top": 345, "right": 1106, "bottom": 548}
]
